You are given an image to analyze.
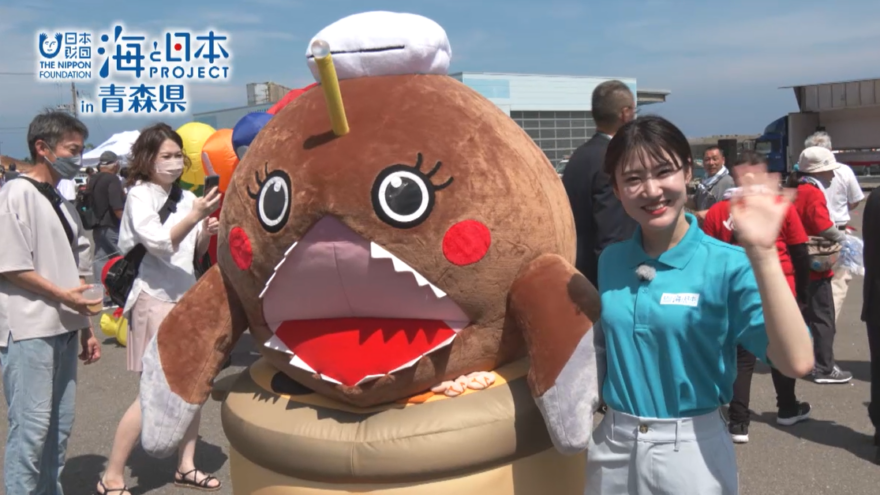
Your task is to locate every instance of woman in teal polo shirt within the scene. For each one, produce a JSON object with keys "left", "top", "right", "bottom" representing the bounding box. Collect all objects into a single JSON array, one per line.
[{"left": 586, "top": 116, "right": 814, "bottom": 494}]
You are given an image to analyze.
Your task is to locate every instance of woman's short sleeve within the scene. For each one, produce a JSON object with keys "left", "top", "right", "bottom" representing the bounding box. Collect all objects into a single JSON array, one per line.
[{"left": 728, "top": 260, "right": 770, "bottom": 363}]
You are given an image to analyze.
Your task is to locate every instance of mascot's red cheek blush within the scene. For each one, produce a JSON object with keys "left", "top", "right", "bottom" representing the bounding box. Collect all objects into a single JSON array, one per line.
[
  {"left": 442, "top": 220, "right": 492, "bottom": 266},
  {"left": 229, "top": 227, "right": 254, "bottom": 270}
]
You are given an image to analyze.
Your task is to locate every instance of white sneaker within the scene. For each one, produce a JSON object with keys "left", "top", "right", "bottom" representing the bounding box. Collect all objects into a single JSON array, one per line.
[{"left": 729, "top": 423, "right": 749, "bottom": 444}]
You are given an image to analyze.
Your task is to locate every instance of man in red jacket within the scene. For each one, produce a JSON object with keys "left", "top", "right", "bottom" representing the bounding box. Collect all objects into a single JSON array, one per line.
[
  {"left": 703, "top": 150, "right": 812, "bottom": 443},
  {"left": 792, "top": 146, "right": 852, "bottom": 384}
]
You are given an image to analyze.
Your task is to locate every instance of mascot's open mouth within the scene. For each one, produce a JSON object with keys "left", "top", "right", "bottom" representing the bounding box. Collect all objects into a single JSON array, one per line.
[{"left": 260, "top": 216, "right": 471, "bottom": 387}]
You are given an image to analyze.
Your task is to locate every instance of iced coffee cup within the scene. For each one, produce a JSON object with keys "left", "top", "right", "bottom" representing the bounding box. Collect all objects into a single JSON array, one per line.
[{"left": 83, "top": 285, "right": 104, "bottom": 314}]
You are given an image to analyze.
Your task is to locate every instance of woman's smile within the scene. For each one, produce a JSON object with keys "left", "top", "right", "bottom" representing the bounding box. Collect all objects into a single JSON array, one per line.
[{"left": 642, "top": 200, "right": 670, "bottom": 216}]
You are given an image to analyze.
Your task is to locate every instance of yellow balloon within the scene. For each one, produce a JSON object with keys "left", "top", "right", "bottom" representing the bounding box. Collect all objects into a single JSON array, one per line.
[
  {"left": 99, "top": 313, "right": 117, "bottom": 338},
  {"left": 116, "top": 323, "right": 128, "bottom": 347},
  {"left": 176, "top": 122, "right": 216, "bottom": 194}
]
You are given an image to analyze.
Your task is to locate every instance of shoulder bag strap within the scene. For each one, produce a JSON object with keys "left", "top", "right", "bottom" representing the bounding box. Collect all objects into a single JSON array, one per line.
[
  {"left": 17, "top": 176, "right": 74, "bottom": 246},
  {"left": 158, "top": 183, "right": 182, "bottom": 223},
  {"left": 125, "top": 183, "right": 184, "bottom": 264}
]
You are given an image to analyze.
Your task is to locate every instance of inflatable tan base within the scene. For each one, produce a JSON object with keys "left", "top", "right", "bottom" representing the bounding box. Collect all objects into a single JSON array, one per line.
[{"left": 221, "top": 358, "right": 586, "bottom": 495}]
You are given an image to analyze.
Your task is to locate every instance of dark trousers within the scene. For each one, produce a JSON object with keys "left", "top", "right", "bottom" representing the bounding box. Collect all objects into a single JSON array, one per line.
[
  {"left": 805, "top": 278, "right": 837, "bottom": 374},
  {"left": 868, "top": 323, "right": 880, "bottom": 429},
  {"left": 728, "top": 345, "right": 798, "bottom": 425}
]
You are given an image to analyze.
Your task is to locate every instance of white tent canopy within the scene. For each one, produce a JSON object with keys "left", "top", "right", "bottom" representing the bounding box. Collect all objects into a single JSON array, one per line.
[{"left": 82, "top": 130, "right": 140, "bottom": 169}]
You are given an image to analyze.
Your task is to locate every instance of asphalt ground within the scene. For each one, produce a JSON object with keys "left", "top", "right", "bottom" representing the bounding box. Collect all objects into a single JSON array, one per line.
[{"left": 2, "top": 198, "right": 880, "bottom": 494}]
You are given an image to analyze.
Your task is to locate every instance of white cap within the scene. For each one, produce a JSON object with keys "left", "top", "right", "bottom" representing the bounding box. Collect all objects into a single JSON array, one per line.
[
  {"left": 305, "top": 11, "right": 452, "bottom": 82},
  {"left": 797, "top": 146, "right": 840, "bottom": 174}
]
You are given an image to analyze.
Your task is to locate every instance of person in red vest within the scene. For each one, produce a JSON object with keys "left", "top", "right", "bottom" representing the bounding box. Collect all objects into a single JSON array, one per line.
[
  {"left": 793, "top": 146, "right": 852, "bottom": 385},
  {"left": 703, "top": 150, "right": 812, "bottom": 443}
]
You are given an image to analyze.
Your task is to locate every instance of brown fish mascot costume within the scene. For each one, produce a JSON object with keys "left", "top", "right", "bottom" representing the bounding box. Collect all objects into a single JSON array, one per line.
[{"left": 139, "top": 11, "right": 603, "bottom": 494}]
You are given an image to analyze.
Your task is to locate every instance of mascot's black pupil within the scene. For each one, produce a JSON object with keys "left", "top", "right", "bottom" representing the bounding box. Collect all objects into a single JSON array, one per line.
[
  {"left": 248, "top": 168, "right": 291, "bottom": 232},
  {"left": 263, "top": 181, "right": 286, "bottom": 220},
  {"left": 385, "top": 176, "right": 422, "bottom": 216}
]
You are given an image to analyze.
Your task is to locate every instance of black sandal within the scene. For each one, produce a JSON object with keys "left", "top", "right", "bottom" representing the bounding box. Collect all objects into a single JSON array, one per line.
[
  {"left": 174, "top": 469, "right": 222, "bottom": 492},
  {"left": 95, "top": 479, "right": 130, "bottom": 495}
]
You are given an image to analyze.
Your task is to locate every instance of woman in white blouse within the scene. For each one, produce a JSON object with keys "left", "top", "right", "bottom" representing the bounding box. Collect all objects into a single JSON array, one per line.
[{"left": 97, "top": 123, "right": 221, "bottom": 494}]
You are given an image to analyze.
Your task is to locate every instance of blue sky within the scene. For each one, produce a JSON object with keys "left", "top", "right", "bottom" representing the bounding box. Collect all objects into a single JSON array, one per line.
[{"left": 2, "top": 0, "right": 880, "bottom": 160}]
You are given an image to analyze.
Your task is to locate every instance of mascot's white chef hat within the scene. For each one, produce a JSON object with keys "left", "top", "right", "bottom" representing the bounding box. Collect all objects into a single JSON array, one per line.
[{"left": 305, "top": 11, "right": 452, "bottom": 81}]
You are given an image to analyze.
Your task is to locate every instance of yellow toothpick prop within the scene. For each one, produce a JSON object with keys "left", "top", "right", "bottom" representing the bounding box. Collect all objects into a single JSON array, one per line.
[{"left": 311, "top": 39, "right": 349, "bottom": 136}]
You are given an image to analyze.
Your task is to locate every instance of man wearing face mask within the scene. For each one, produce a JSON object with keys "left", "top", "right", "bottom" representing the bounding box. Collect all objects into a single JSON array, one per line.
[{"left": 0, "top": 111, "right": 102, "bottom": 495}]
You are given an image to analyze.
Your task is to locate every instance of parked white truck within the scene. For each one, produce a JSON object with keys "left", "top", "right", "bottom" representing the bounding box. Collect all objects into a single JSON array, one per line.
[{"left": 755, "top": 78, "right": 880, "bottom": 183}]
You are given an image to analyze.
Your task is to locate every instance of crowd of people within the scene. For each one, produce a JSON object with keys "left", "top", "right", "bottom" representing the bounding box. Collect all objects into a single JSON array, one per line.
[
  {"left": 0, "top": 86, "right": 876, "bottom": 494},
  {"left": 561, "top": 80, "right": 877, "bottom": 492},
  {"left": 0, "top": 112, "right": 222, "bottom": 494}
]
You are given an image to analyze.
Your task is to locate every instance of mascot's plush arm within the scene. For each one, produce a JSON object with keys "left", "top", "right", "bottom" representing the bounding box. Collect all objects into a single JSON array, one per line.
[
  {"left": 140, "top": 265, "right": 249, "bottom": 458},
  {"left": 509, "top": 254, "right": 604, "bottom": 455}
]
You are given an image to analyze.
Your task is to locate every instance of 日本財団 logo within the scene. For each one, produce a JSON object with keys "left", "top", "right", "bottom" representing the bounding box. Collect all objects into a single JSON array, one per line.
[{"left": 35, "top": 23, "right": 233, "bottom": 116}]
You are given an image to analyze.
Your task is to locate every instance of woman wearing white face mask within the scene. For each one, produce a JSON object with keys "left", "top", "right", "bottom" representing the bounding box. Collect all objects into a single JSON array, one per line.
[{"left": 97, "top": 123, "right": 222, "bottom": 494}]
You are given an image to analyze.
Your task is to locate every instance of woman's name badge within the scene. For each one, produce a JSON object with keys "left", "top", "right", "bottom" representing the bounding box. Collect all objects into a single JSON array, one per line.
[{"left": 660, "top": 293, "right": 700, "bottom": 307}]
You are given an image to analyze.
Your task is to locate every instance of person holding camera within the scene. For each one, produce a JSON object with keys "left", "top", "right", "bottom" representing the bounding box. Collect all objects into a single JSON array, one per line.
[{"left": 96, "top": 123, "right": 221, "bottom": 494}]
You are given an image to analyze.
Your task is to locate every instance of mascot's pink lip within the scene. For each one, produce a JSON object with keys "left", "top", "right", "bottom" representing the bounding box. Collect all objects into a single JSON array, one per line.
[{"left": 260, "top": 216, "right": 471, "bottom": 386}]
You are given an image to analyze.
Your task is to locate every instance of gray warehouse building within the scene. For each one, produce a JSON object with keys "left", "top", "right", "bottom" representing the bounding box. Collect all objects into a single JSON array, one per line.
[{"left": 193, "top": 72, "right": 670, "bottom": 170}]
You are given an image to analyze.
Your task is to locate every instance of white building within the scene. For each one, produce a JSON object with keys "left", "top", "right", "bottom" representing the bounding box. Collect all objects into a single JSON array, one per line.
[{"left": 193, "top": 73, "right": 670, "bottom": 170}]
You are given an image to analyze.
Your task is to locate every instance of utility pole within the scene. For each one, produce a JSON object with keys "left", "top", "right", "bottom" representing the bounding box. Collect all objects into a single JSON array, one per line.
[{"left": 71, "top": 82, "right": 78, "bottom": 117}]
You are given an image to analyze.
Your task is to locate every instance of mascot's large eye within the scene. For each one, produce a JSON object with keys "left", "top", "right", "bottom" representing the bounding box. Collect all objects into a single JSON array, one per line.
[
  {"left": 371, "top": 153, "right": 452, "bottom": 229},
  {"left": 247, "top": 163, "right": 291, "bottom": 233}
]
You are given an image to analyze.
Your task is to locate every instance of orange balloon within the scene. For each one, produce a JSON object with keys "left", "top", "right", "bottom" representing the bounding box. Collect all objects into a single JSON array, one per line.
[{"left": 200, "top": 128, "right": 239, "bottom": 193}]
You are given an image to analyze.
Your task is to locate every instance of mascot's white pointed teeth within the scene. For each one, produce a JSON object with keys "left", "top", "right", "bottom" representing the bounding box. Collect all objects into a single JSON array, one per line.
[
  {"left": 369, "top": 243, "right": 447, "bottom": 298},
  {"left": 261, "top": 338, "right": 324, "bottom": 377},
  {"left": 320, "top": 374, "right": 343, "bottom": 385},
  {"left": 265, "top": 327, "right": 461, "bottom": 387},
  {"left": 264, "top": 335, "right": 293, "bottom": 355},
  {"left": 291, "top": 355, "right": 317, "bottom": 374},
  {"left": 389, "top": 333, "right": 456, "bottom": 373},
  {"left": 355, "top": 374, "right": 386, "bottom": 386},
  {"left": 262, "top": 335, "right": 354, "bottom": 384},
  {"left": 259, "top": 242, "right": 298, "bottom": 299},
  {"left": 259, "top": 240, "right": 448, "bottom": 300},
  {"left": 355, "top": 333, "right": 458, "bottom": 386}
]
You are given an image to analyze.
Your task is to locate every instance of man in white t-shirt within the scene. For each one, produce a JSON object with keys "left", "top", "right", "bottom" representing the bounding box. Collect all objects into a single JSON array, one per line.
[
  {"left": 57, "top": 178, "right": 77, "bottom": 201},
  {"left": 805, "top": 131, "right": 866, "bottom": 321},
  {"left": 0, "top": 111, "right": 102, "bottom": 494}
]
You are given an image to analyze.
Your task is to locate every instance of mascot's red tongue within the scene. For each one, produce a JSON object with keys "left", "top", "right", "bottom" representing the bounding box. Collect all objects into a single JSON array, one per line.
[
  {"left": 275, "top": 319, "right": 456, "bottom": 386},
  {"left": 262, "top": 217, "right": 470, "bottom": 387}
]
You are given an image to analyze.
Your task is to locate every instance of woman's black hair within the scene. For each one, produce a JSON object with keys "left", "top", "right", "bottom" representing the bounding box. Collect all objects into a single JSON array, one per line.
[
  {"left": 125, "top": 123, "right": 191, "bottom": 189},
  {"left": 603, "top": 115, "right": 693, "bottom": 180}
]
